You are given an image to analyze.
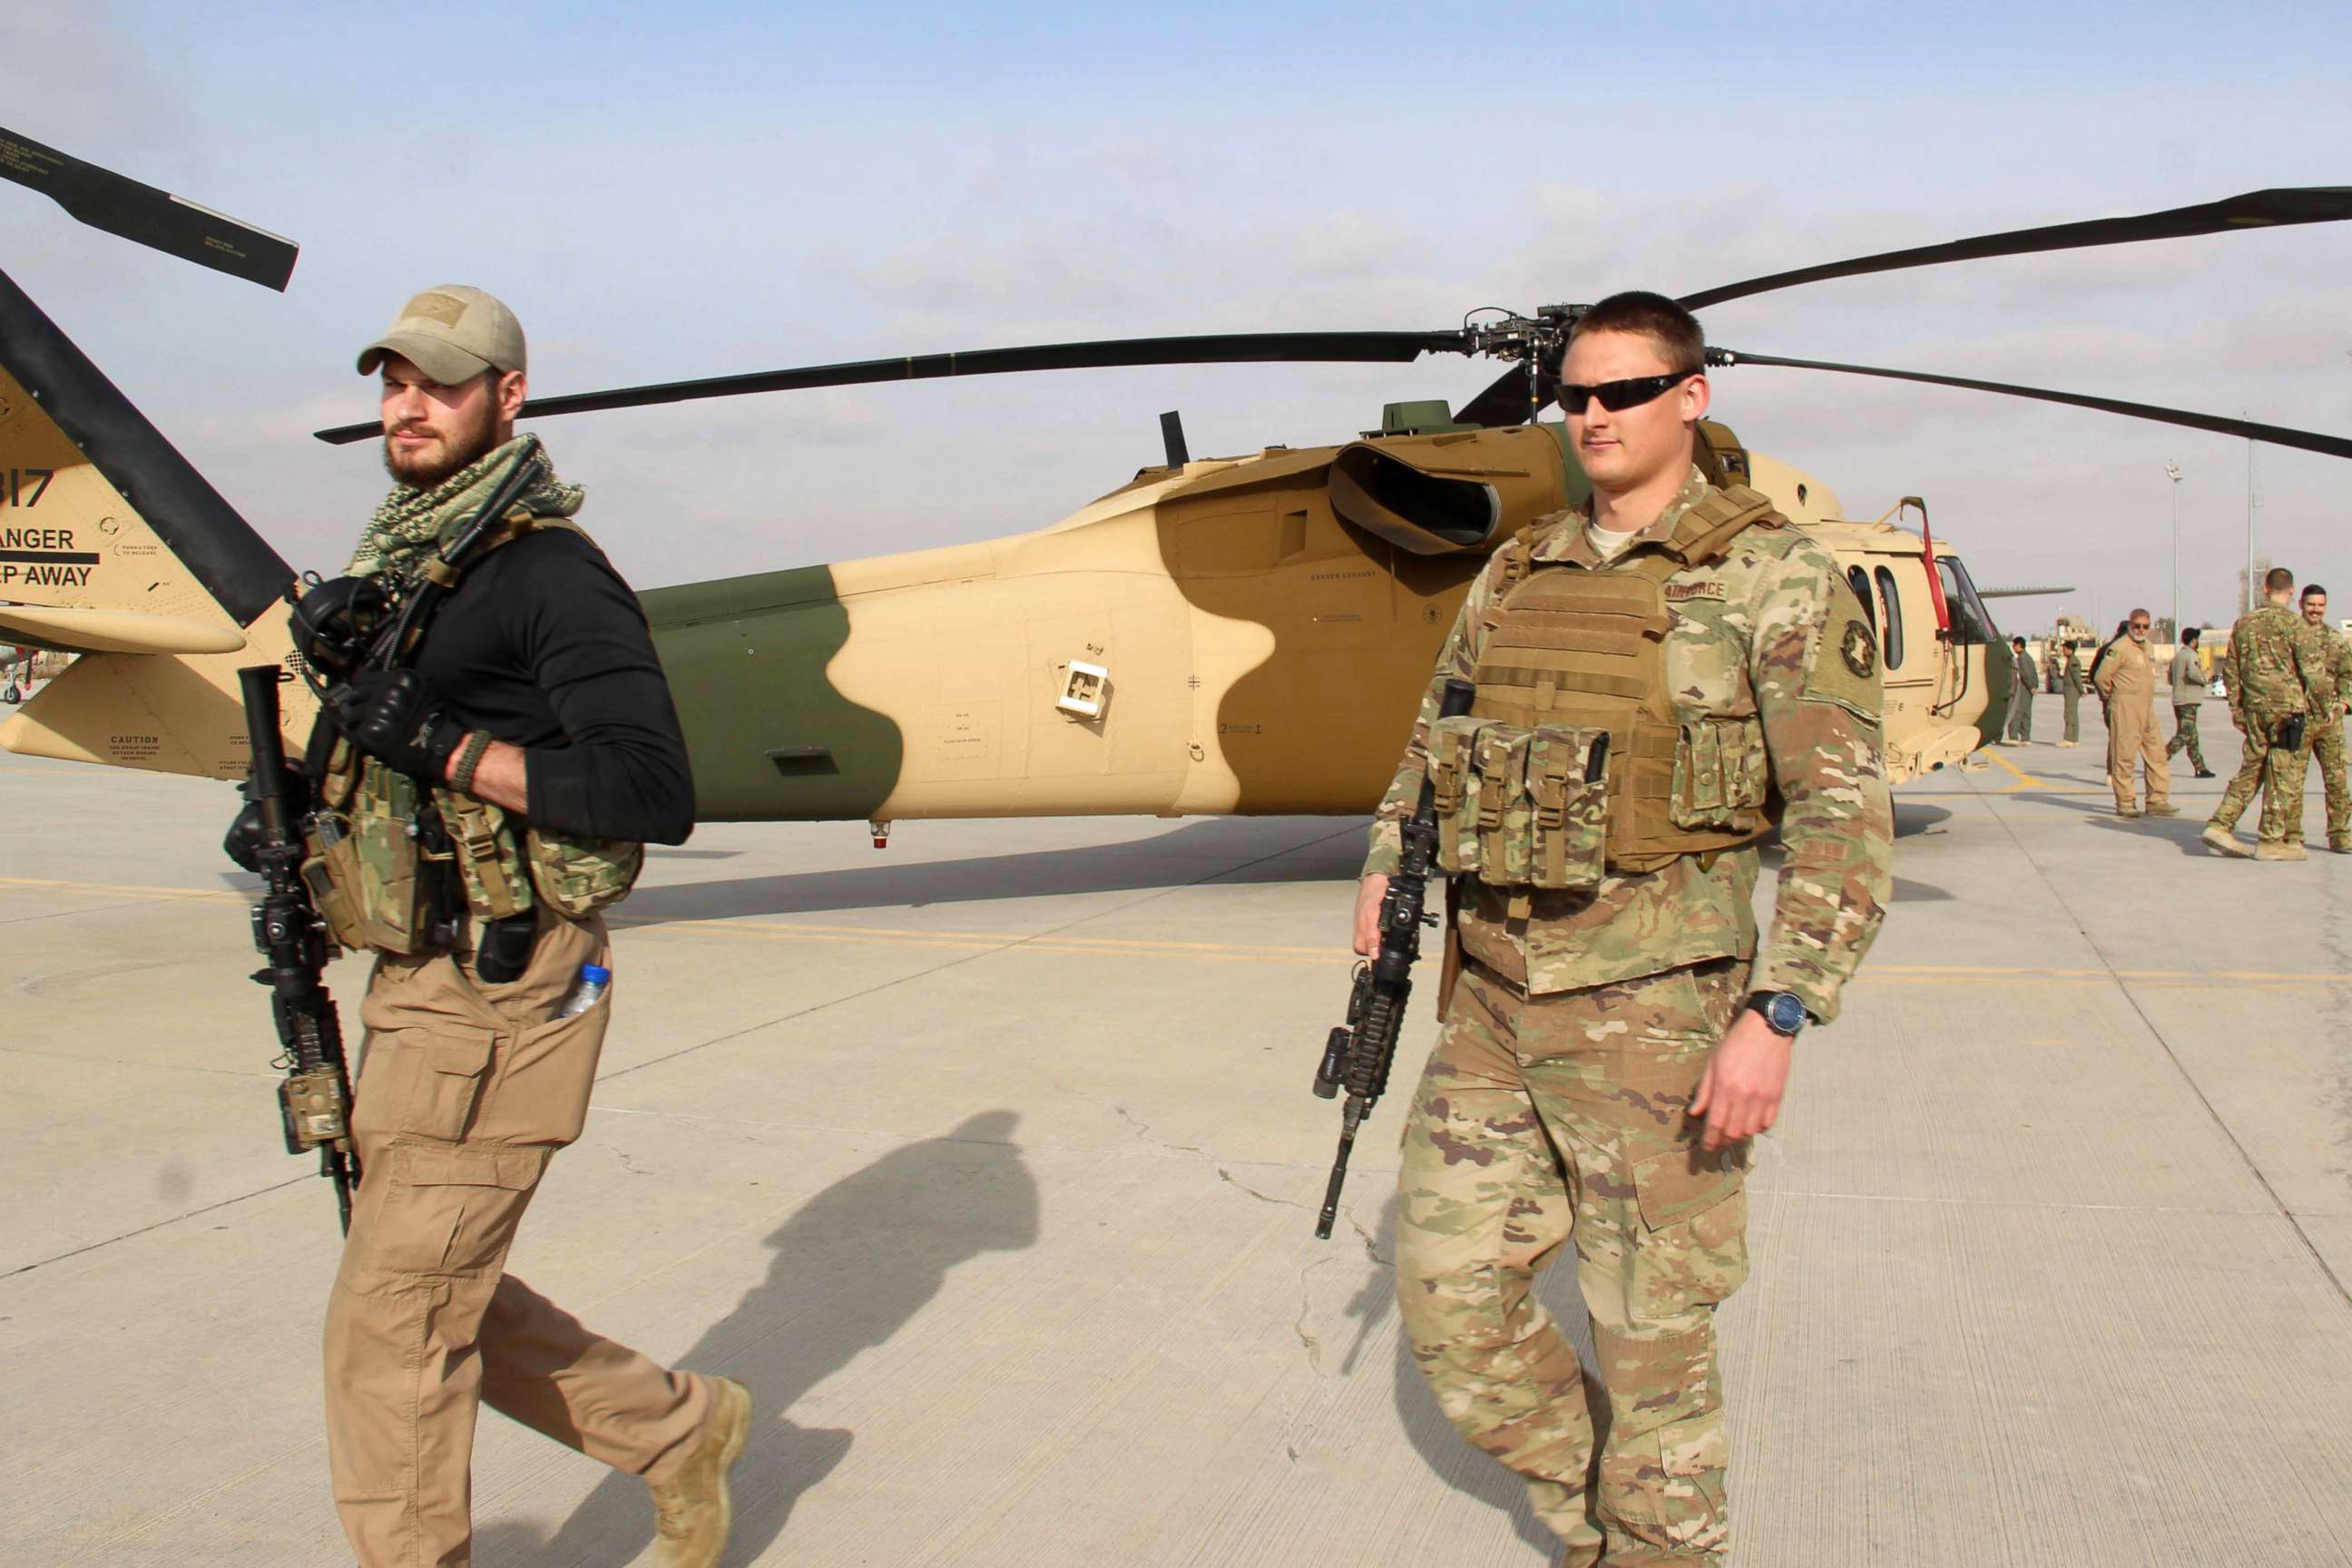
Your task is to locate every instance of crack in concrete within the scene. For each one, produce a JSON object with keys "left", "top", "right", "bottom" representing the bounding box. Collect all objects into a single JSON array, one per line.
[
  {"left": 1112, "top": 1102, "right": 1205, "bottom": 1157},
  {"left": 1216, "top": 1166, "right": 1304, "bottom": 1209},
  {"left": 1294, "top": 1254, "right": 1334, "bottom": 1375}
]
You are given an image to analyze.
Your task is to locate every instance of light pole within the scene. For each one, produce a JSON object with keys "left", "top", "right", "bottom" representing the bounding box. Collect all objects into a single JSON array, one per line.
[{"left": 2167, "top": 459, "right": 2183, "bottom": 648}]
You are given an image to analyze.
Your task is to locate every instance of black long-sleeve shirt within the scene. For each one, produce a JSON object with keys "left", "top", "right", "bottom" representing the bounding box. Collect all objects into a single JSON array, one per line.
[{"left": 411, "top": 526, "right": 695, "bottom": 844}]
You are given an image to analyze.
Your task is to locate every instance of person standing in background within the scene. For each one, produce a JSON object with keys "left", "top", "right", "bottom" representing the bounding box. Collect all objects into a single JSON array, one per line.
[
  {"left": 2095, "top": 609, "right": 2172, "bottom": 818},
  {"left": 2298, "top": 585, "right": 2352, "bottom": 852},
  {"left": 2004, "top": 635, "right": 2039, "bottom": 743},
  {"left": 2166, "top": 626, "right": 2214, "bottom": 779},
  {"left": 2058, "top": 641, "right": 2084, "bottom": 747},
  {"left": 2205, "top": 567, "right": 2328, "bottom": 860}
]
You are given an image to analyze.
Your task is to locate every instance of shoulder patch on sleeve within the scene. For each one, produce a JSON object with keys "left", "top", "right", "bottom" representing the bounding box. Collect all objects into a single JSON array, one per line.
[{"left": 1803, "top": 569, "right": 1885, "bottom": 722}]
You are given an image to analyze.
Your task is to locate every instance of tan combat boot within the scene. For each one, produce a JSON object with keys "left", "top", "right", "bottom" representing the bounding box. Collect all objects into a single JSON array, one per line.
[
  {"left": 2254, "top": 841, "right": 2308, "bottom": 862},
  {"left": 649, "top": 1376, "right": 752, "bottom": 1568},
  {"left": 2116, "top": 804, "right": 2143, "bottom": 818},
  {"left": 2202, "top": 825, "right": 2252, "bottom": 858},
  {"left": 2147, "top": 803, "right": 2180, "bottom": 817},
  {"left": 2331, "top": 837, "right": 2352, "bottom": 854}
]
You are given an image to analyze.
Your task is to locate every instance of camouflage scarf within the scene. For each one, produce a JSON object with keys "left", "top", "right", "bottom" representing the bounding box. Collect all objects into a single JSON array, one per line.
[{"left": 348, "top": 435, "right": 585, "bottom": 581}]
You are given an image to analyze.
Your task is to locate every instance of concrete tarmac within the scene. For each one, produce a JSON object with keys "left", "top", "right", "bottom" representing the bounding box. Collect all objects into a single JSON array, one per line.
[{"left": 3, "top": 690, "right": 2348, "bottom": 1565}]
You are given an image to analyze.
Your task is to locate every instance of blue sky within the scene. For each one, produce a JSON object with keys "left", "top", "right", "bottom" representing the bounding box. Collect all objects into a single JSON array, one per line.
[{"left": 5, "top": 1, "right": 2351, "bottom": 629}]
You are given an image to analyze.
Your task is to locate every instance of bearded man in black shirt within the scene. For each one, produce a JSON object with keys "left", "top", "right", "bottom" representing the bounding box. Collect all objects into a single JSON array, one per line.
[{"left": 300, "top": 286, "right": 747, "bottom": 1568}]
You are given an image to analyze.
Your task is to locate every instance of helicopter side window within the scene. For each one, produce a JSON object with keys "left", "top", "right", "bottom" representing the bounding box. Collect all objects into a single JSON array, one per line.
[
  {"left": 1935, "top": 557, "right": 2000, "bottom": 645},
  {"left": 1874, "top": 564, "right": 1905, "bottom": 671},
  {"left": 1847, "top": 566, "right": 1877, "bottom": 631}
]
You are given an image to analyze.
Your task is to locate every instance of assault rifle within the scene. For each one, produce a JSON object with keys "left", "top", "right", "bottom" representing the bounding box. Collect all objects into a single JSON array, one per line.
[
  {"left": 238, "top": 664, "right": 361, "bottom": 1231},
  {"left": 1311, "top": 677, "right": 1476, "bottom": 1240}
]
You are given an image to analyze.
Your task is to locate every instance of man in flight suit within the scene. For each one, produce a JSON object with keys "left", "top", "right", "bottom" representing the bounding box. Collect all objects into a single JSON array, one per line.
[
  {"left": 2004, "top": 635, "right": 2039, "bottom": 743},
  {"left": 246, "top": 287, "right": 750, "bottom": 1566},
  {"left": 2206, "top": 567, "right": 2328, "bottom": 860},
  {"left": 1357, "top": 292, "right": 1893, "bottom": 1566},
  {"left": 2095, "top": 609, "right": 2172, "bottom": 818}
]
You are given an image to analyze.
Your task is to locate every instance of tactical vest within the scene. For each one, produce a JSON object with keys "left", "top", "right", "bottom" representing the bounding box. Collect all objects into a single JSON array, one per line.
[
  {"left": 1427, "top": 485, "right": 1781, "bottom": 891},
  {"left": 300, "top": 513, "right": 644, "bottom": 956}
]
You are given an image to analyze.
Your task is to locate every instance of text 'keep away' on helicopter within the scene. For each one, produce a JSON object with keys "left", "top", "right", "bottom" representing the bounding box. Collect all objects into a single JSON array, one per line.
[{"left": 1, "top": 123, "right": 2347, "bottom": 830}]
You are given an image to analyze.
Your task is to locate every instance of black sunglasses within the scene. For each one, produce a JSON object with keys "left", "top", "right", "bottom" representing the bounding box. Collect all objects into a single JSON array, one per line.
[{"left": 1557, "top": 371, "right": 1695, "bottom": 413}]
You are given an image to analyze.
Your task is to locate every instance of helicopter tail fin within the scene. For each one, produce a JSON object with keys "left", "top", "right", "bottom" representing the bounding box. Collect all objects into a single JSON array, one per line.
[{"left": 0, "top": 264, "right": 316, "bottom": 778}]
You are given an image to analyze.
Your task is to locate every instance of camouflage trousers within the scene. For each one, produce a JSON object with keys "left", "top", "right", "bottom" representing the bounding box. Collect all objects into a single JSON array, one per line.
[
  {"left": 1396, "top": 956, "right": 1749, "bottom": 1567},
  {"left": 2164, "top": 704, "right": 2207, "bottom": 771},
  {"left": 2210, "top": 711, "right": 2312, "bottom": 845},
  {"left": 2314, "top": 721, "right": 2350, "bottom": 845}
]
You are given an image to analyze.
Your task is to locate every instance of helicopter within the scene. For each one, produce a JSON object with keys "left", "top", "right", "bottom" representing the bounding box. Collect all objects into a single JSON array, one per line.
[{"left": 3, "top": 125, "right": 2349, "bottom": 836}]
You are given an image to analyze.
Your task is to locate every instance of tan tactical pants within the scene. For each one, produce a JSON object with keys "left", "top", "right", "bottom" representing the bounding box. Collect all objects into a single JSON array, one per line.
[
  {"left": 327, "top": 913, "right": 714, "bottom": 1567},
  {"left": 1396, "top": 957, "right": 1749, "bottom": 1567},
  {"left": 2106, "top": 699, "right": 2170, "bottom": 811}
]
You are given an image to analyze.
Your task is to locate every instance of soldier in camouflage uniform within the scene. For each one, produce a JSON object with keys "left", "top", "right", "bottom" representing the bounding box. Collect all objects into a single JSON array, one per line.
[
  {"left": 233, "top": 289, "right": 750, "bottom": 1568},
  {"left": 2205, "top": 566, "right": 2328, "bottom": 861},
  {"left": 1357, "top": 293, "right": 1894, "bottom": 1567},
  {"left": 2058, "top": 642, "right": 2084, "bottom": 746},
  {"left": 2297, "top": 586, "right": 2352, "bottom": 851},
  {"left": 2164, "top": 627, "right": 2214, "bottom": 777}
]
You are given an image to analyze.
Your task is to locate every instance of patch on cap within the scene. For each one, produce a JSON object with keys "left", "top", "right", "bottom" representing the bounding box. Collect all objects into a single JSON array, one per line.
[{"left": 403, "top": 291, "right": 469, "bottom": 328}]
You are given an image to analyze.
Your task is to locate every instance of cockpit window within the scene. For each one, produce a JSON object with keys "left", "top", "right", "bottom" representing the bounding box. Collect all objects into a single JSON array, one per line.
[{"left": 1935, "top": 557, "right": 2000, "bottom": 645}]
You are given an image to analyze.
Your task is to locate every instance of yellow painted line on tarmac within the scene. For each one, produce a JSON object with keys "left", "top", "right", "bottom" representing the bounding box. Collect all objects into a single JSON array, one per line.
[
  {"left": 0, "top": 874, "right": 246, "bottom": 904},
  {"left": 1980, "top": 748, "right": 2044, "bottom": 793}
]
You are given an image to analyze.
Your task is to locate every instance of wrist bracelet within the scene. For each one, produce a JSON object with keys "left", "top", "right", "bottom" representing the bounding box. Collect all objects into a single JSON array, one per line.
[{"left": 451, "top": 730, "right": 494, "bottom": 793}]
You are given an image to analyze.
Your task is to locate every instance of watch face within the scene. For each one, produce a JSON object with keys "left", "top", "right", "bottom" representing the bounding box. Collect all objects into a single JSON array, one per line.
[{"left": 1763, "top": 993, "right": 1806, "bottom": 1034}]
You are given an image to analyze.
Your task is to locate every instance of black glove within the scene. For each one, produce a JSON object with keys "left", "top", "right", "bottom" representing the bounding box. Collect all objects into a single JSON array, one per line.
[
  {"left": 328, "top": 670, "right": 467, "bottom": 783},
  {"left": 223, "top": 766, "right": 309, "bottom": 872}
]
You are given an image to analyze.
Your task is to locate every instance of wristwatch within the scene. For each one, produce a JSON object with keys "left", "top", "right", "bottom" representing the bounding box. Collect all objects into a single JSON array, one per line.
[{"left": 1744, "top": 990, "right": 1811, "bottom": 1039}]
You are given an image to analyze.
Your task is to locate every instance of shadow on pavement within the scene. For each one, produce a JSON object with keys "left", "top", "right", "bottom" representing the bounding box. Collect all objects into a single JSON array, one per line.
[
  {"left": 1893, "top": 802, "right": 1952, "bottom": 838},
  {"left": 1339, "top": 1200, "right": 1561, "bottom": 1561},
  {"left": 477, "top": 1109, "right": 1040, "bottom": 1567},
  {"left": 619, "top": 818, "right": 1360, "bottom": 925}
]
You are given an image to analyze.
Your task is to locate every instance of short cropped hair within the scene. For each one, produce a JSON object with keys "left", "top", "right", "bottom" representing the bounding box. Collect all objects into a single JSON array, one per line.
[
  {"left": 1573, "top": 291, "right": 1705, "bottom": 376},
  {"left": 2302, "top": 583, "right": 2328, "bottom": 601},
  {"left": 2267, "top": 566, "right": 2295, "bottom": 593},
  {"left": 2183, "top": 625, "right": 2202, "bottom": 642}
]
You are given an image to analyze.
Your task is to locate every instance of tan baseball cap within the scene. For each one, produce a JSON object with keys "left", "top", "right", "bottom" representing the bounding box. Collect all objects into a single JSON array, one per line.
[{"left": 356, "top": 285, "right": 527, "bottom": 384}]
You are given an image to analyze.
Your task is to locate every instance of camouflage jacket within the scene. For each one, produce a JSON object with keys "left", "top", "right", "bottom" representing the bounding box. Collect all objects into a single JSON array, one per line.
[
  {"left": 2308, "top": 625, "right": 2352, "bottom": 730},
  {"left": 2226, "top": 604, "right": 2328, "bottom": 722},
  {"left": 1365, "top": 468, "right": 1895, "bottom": 1023}
]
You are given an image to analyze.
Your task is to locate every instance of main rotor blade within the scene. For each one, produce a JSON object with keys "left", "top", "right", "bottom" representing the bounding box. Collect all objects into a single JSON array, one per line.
[
  {"left": 1457, "top": 185, "right": 2352, "bottom": 431},
  {"left": 1709, "top": 349, "right": 2352, "bottom": 460},
  {"left": 1681, "top": 186, "right": 2352, "bottom": 311},
  {"left": 311, "top": 329, "right": 1466, "bottom": 444},
  {"left": 0, "top": 125, "right": 298, "bottom": 290}
]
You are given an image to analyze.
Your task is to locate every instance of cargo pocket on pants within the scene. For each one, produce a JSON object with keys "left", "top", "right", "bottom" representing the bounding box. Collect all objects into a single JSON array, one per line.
[
  {"left": 349, "top": 1143, "right": 547, "bottom": 1282},
  {"left": 349, "top": 1026, "right": 498, "bottom": 1142},
  {"left": 1629, "top": 1144, "right": 1750, "bottom": 1314},
  {"left": 1603, "top": 1409, "right": 1730, "bottom": 1553}
]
